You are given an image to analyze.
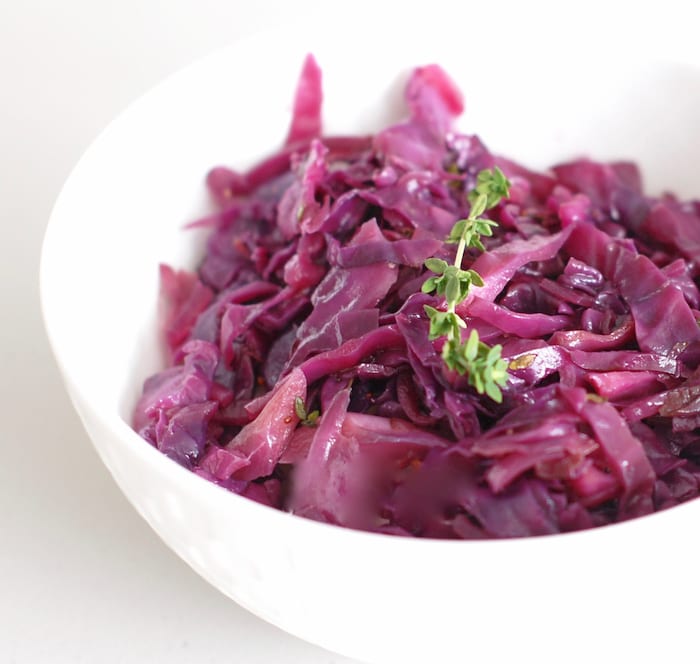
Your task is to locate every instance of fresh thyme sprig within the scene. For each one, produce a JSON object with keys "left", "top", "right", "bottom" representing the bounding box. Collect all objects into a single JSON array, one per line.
[{"left": 422, "top": 166, "right": 510, "bottom": 403}]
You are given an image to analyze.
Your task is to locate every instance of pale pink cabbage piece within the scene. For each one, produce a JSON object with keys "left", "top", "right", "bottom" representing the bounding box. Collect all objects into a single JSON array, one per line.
[{"left": 222, "top": 367, "right": 306, "bottom": 481}]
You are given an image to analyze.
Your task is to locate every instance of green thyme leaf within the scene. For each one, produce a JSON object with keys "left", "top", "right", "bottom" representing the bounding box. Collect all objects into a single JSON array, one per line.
[
  {"left": 465, "top": 329, "right": 480, "bottom": 361},
  {"left": 421, "top": 276, "right": 440, "bottom": 294},
  {"left": 471, "top": 370, "right": 485, "bottom": 394},
  {"left": 304, "top": 410, "right": 320, "bottom": 426},
  {"left": 445, "top": 273, "right": 461, "bottom": 306},
  {"left": 474, "top": 219, "right": 498, "bottom": 237},
  {"left": 487, "top": 343, "right": 502, "bottom": 364},
  {"left": 294, "top": 396, "right": 320, "bottom": 426},
  {"left": 294, "top": 396, "right": 307, "bottom": 420},
  {"left": 446, "top": 219, "right": 467, "bottom": 244},
  {"left": 484, "top": 380, "right": 503, "bottom": 403},
  {"left": 469, "top": 192, "right": 488, "bottom": 219},
  {"left": 469, "top": 269, "right": 484, "bottom": 288},
  {"left": 468, "top": 166, "right": 511, "bottom": 210},
  {"left": 425, "top": 257, "right": 449, "bottom": 274},
  {"left": 425, "top": 306, "right": 463, "bottom": 341}
]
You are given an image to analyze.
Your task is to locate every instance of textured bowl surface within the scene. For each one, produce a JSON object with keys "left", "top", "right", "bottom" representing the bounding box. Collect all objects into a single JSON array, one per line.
[{"left": 41, "top": 18, "right": 700, "bottom": 664}]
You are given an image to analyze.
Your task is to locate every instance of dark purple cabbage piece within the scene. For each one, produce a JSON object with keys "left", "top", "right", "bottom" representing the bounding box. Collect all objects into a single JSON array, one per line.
[{"left": 132, "top": 56, "right": 700, "bottom": 539}]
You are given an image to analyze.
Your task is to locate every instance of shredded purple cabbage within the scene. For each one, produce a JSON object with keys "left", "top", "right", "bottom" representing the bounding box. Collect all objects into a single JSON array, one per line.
[{"left": 133, "top": 54, "right": 700, "bottom": 538}]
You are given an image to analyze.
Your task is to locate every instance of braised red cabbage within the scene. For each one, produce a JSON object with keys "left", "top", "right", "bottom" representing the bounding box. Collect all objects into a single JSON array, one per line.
[{"left": 133, "top": 54, "right": 700, "bottom": 538}]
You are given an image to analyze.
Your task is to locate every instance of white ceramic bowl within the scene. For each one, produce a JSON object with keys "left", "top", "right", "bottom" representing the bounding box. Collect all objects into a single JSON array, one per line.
[{"left": 41, "top": 17, "right": 700, "bottom": 664}]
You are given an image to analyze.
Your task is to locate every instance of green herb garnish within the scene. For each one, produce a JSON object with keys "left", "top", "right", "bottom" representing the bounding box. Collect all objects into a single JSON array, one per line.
[
  {"left": 294, "top": 396, "right": 320, "bottom": 426},
  {"left": 422, "top": 166, "right": 511, "bottom": 403}
]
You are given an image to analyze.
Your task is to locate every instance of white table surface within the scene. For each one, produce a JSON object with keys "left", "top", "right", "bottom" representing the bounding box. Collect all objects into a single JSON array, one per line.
[{"left": 1, "top": 2, "right": 697, "bottom": 663}]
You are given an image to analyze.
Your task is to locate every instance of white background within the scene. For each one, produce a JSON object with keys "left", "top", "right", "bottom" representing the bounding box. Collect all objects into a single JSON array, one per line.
[{"left": 1, "top": 2, "right": 698, "bottom": 663}]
